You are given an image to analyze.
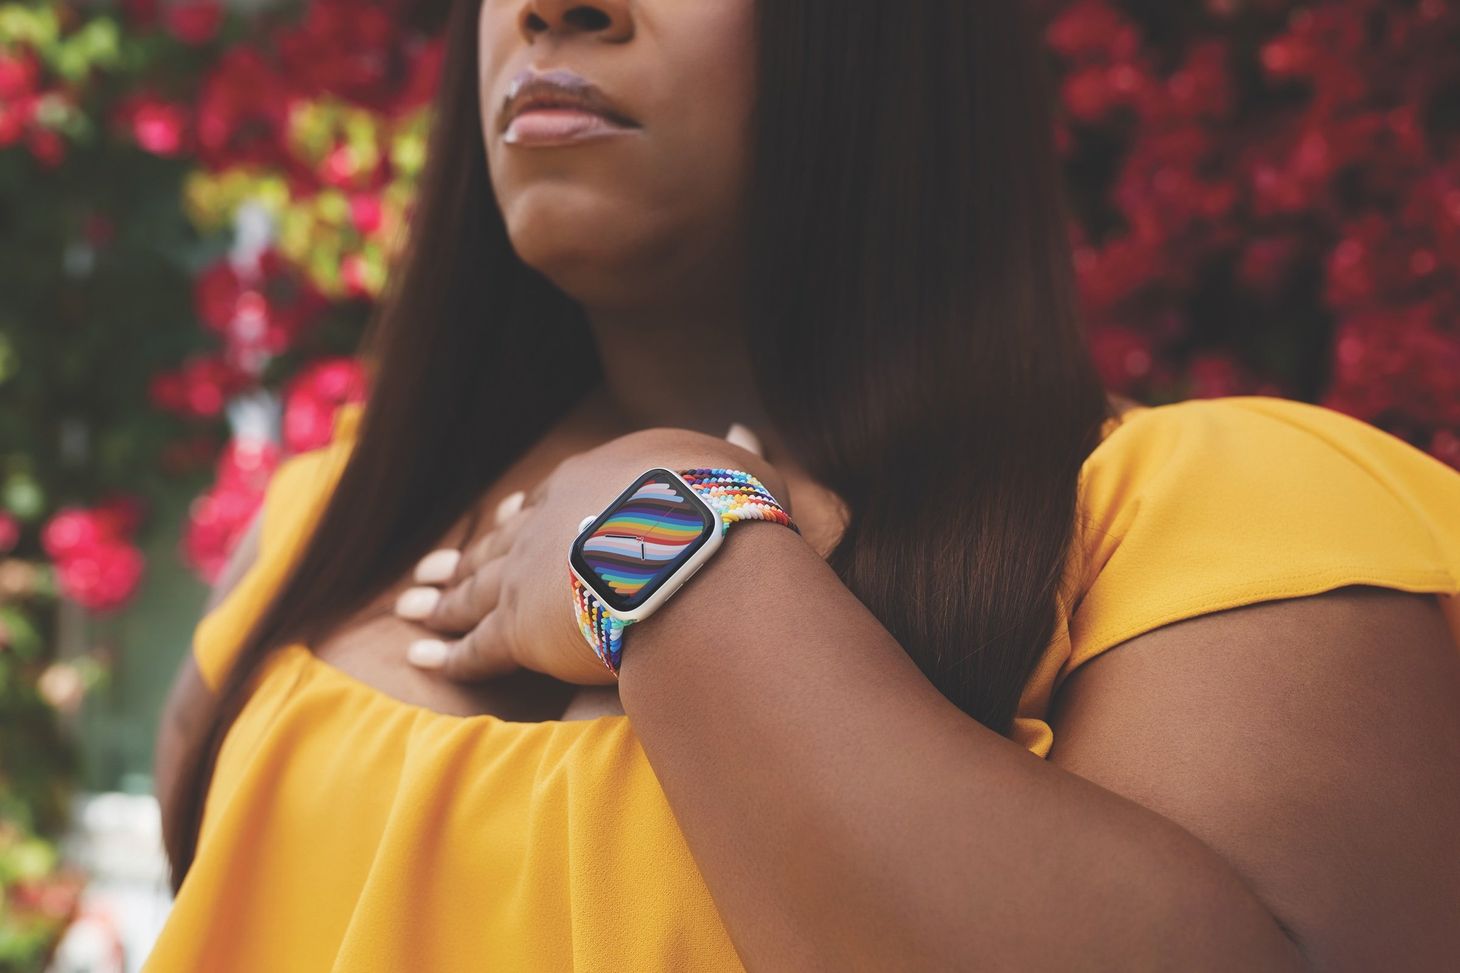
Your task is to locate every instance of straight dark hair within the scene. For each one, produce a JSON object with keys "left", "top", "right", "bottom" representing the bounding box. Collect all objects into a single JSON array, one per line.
[{"left": 164, "top": 0, "right": 1116, "bottom": 890}]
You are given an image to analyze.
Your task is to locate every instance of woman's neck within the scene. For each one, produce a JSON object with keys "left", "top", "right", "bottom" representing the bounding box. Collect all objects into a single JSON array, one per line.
[
  {"left": 586, "top": 304, "right": 778, "bottom": 446},
  {"left": 583, "top": 305, "right": 850, "bottom": 558}
]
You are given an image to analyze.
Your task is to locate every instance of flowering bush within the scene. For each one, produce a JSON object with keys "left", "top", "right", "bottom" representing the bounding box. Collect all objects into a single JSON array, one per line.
[
  {"left": 150, "top": 0, "right": 438, "bottom": 583},
  {"left": 1, "top": 0, "right": 435, "bottom": 950},
  {"left": 1046, "top": 0, "right": 1460, "bottom": 465}
]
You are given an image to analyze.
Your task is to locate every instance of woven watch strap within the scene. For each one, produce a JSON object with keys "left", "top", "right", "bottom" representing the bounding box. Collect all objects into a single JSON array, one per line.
[{"left": 571, "top": 468, "right": 797, "bottom": 676}]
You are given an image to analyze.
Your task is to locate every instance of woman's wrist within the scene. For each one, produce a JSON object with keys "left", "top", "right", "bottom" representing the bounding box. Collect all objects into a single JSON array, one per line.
[
  {"left": 620, "top": 428, "right": 794, "bottom": 518},
  {"left": 614, "top": 519, "right": 810, "bottom": 702}
]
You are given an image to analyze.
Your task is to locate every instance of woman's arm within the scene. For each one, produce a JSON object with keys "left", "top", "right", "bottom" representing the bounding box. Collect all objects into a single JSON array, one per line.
[
  {"left": 616, "top": 525, "right": 1460, "bottom": 971},
  {"left": 153, "top": 508, "right": 262, "bottom": 843}
]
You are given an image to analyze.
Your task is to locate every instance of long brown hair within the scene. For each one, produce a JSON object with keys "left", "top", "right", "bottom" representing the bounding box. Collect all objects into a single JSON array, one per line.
[{"left": 164, "top": 0, "right": 1116, "bottom": 890}]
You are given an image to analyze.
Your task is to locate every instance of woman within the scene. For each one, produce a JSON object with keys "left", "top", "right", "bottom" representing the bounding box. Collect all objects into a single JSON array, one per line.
[{"left": 149, "top": 0, "right": 1460, "bottom": 969}]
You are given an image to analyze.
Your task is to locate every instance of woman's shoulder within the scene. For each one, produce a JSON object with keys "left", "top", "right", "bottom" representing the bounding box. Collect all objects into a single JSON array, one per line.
[{"left": 1068, "top": 394, "right": 1460, "bottom": 669}]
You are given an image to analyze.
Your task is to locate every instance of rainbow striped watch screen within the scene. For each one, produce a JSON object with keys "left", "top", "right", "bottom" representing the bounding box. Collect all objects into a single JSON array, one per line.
[{"left": 570, "top": 470, "right": 717, "bottom": 612}]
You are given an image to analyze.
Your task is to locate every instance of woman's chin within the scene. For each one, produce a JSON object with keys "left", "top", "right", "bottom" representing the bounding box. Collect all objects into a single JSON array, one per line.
[{"left": 509, "top": 249, "right": 628, "bottom": 304}]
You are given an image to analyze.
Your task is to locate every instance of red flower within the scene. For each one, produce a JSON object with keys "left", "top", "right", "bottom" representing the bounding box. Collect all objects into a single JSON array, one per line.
[
  {"left": 55, "top": 541, "right": 145, "bottom": 614},
  {"left": 163, "top": 0, "right": 224, "bottom": 45},
  {"left": 183, "top": 440, "right": 283, "bottom": 582},
  {"left": 214, "top": 437, "right": 282, "bottom": 496},
  {"left": 274, "top": 0, "right": 404, "bottom": 109},
  {"left": 0, "top": 50, "right": 39, "bottom": 101},
  {"left": 1046, "top": 0, "right": 1140, "bottom": 62},
  {"left": 1238, "top": 234, "right": 1304, "bottom": 297},
  {"left": 282, "top": 358, "right": 368, "bottom": 453},
  {"left": 115, "top": 92, "right": 192, "bottom": 156},
  {"left": 1088, "top": 325, "right": 1156, "bottom": 390},
  {"left": 1186, "top": 352, "right": 1258, "bottom": 399},
  {"left": 393, "top": 36, "right": 446, "bottom": 116},
  {"left": 192, "top": 252, "right": 327, "bottom": 369},
  {"left": 41, "top": 509, "right": 105, "bottom": 562},
  {"left": 0, "top": 511, "right": 19, "bottom": 555},
  {"left": 0, "top": 97, "right": 28, "bottom": 146},
  {"left": 194, "top": 47, "right": 295, "bottom": 169},
  {"left": 182, "top": 482, "right": 262, "bottom": 584},
  {"left": 149, "top": 354, "right": 251, "bottom": 418},
  {"left": 121, "top": 0, "right": 160, "bottom": 29},
  {"left": 349, "top": 192, "right": 383, "bottom": 235},
  {"left": 25, "top": 127, "right": 67, "bottom": 168}
]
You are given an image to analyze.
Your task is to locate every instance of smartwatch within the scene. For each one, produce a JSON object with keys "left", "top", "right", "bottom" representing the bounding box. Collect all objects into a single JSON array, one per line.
[{"left": 568, "top": 467, "right": 798, "bottom": 676}]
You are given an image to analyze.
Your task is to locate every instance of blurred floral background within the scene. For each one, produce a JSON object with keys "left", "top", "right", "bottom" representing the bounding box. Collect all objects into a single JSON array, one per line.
[{"left": 1, "top": 0, "right": 1457, "bottom": 968}]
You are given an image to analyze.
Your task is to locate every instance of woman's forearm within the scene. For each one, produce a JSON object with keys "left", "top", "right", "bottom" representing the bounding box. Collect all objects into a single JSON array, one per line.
[{"left": 616, "top": 525, "right": 1306, "bottom": 971}]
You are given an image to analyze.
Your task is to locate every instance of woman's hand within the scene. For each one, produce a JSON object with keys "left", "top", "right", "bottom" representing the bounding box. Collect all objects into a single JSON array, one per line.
[{"left": 395, "top": 426, "right": 787, "bottom": 686}]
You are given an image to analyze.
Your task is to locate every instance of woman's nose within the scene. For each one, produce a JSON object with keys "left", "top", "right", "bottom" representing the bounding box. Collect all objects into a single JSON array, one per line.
[{"left": 520, "top": 0, "right": 633, "bottom": 43}]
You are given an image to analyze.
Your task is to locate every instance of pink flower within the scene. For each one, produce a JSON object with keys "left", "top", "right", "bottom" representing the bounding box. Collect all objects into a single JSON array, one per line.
[
  {"left": 128, "top": 95, "right": 191, "bottom": 156},
  {"left": 54, "top": 540, "right": 145, "bottom": 614},
  {"left": 0, "top": 50, "right": 39, "bottom": 101},
  {"left": 349, "top": 193, "right": 383, "bottom": 235},
  {"left": 182, "top": 426, "right": 285, "bottom": 577},
  {"left": 282, "top": 358, "right": 368, "bottom": 453},
  {"left": 214, "top": 438, "right": 282, "bottom": 496},
  {"left": 42, "top": 509, "right": 105, "bottom": 562}
]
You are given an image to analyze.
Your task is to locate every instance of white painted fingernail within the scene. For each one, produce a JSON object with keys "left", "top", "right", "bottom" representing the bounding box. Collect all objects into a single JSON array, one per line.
[
  {"left": 414, "top": 549, "right": 460, "bottom": 585},
  {"left": 495, "top": 490, "right": 526, "bottom": 524},
  {"left": 407, "top": 638, "right": 449, "bottom": 669},
  {"left": 725, "top": 422, "right": 763, "bottom": 457},
  {"left": 395, "top": 586, "right": 442, "bottom": 620}
]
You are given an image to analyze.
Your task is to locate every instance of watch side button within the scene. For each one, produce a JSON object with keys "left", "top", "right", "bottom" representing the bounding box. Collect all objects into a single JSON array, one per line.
[{"left": 578, "top": 515, "right": 596, "bottom": 534}]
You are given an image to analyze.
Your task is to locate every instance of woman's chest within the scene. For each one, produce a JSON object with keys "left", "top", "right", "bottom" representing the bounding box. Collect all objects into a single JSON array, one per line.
[{"left": 310, "top": 582, "right": 625, "bottom": 722}]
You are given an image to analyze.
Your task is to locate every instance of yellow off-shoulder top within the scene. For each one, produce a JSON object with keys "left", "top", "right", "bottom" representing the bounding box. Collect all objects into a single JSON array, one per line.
[{"left": 144, "top": 395, "right": 1460, "bottom": 972}]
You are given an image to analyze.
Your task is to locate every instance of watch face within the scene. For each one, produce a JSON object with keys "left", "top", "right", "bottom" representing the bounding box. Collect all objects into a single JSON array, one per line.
[{"left": 570, "top": 469, "right": 718, "bottom": 613}]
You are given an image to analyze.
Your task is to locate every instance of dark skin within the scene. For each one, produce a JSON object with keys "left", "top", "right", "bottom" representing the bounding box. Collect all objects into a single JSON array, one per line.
[{"left": 158, "top": 0, "right": 1460, "bottom": 968}]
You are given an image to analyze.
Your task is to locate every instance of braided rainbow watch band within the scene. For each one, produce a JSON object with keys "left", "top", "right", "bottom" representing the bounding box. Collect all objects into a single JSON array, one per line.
[{"left": 571, "top": 468, "right": 798, "bottom": 676}]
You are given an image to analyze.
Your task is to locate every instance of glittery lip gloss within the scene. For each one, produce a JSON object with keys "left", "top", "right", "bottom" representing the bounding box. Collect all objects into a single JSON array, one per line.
[{"left": 505, "top": 108, "right": 637, "bottom": 146}]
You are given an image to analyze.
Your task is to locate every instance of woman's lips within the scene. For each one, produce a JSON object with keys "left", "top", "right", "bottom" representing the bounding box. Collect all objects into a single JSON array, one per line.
[{"left": 504, "top": 108, "right": 637, "bottom": 146}]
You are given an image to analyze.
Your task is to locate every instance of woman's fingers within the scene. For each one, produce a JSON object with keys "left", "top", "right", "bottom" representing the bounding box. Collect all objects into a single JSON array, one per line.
[
  {"left": 397, "top": 489, "right": 528, "bottom": 624},
  {"left": 420, "top": 555, "right": 504, "bottom": 634},
  {"left": 494, "top": 489, "right": 526, "bottom": 525},
  {"left": 413, "top": 548, "right": 461, "bottom": 585},
  {"left": 725, "top": 422, "right": 763, "bottom": 457},
  {"left": 416, "top": 490, "right": 526, "bottom": 586},
  {"left": 407, "top": 610, "right": 517, "bottom": 682},
  {"left": 447, "top": 490, "right": 526, "bottom": 583},
  {"left": 399, "top": 486, "right": 534, "bottom": 680}
]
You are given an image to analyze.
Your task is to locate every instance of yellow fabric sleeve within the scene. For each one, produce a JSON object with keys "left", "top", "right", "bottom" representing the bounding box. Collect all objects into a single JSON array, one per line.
[{"left": 1012, "top": 395, "right": 1460, "bottom": 756}]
